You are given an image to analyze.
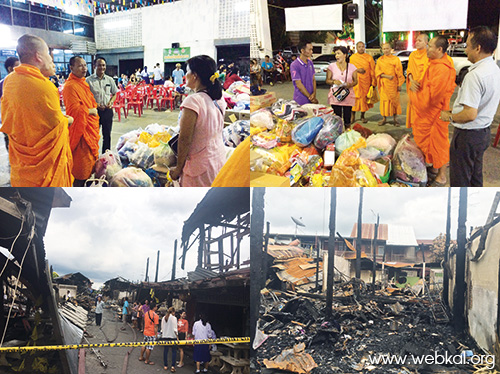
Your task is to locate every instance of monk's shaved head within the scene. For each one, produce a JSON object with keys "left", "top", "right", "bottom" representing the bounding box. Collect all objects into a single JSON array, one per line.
[
  {"left": 433, "top": 36, "right": 449, "bottom": 53},
  {"left": 16, "top": 34, "right": 55, "bottom": 77},
  {"left": 17, "top": 34, "right": 47, "bottom": 63},
  {"left": 415, "top": 34, "right": 429, "bottom": 50}
]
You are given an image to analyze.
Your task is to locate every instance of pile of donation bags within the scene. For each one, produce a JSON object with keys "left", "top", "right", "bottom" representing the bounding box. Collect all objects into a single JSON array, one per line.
[
  {"left": 250, "top": 99, "right": 428, "bottom": 187},
  {"left": 91, "top": 120, "right": 250, "bottom": 187}
]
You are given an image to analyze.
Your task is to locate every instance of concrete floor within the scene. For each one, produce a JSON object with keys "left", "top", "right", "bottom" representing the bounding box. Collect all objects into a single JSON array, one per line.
[
  {"left": 85, "top": 307, "right": 208, "bottom": 374},
  {"left": 261, "top": 80, "right": 500, "bottom": 187},
  {"left": 0, "top": 105, "right": 181, "bottom": 187}
]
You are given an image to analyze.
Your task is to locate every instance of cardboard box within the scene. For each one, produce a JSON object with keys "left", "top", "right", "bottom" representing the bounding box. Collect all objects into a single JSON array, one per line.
[
  {"left": 250, "top": 172, "right": 289, "bottom": 187},
  {"left": 250, "top": 92, "right": 277, "bottom": 112}
]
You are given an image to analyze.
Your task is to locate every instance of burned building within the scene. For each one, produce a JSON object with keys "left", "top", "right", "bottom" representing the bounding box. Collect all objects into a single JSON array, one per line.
[
  {"left": 135, "top": 187, "right": 250, "bottom": 339},
  {"left": 0, "top": 188, "right": 78, "bottom": 374}
]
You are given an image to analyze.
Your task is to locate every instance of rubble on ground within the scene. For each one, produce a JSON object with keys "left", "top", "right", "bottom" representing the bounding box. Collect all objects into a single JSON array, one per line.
[{"left": 253, "top": 281, "right": 484, "bottom": 374}]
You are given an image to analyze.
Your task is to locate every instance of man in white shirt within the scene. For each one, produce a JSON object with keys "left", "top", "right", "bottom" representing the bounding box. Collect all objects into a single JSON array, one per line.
[
  {"left": 440, "top": 26, "right": 500, "bottom": 187},
  {"left": 153, "top": 63, "right": 163, "bottom": 85}
]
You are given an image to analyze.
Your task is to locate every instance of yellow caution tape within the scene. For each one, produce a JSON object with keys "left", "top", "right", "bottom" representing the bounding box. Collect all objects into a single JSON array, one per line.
[{"left": 0, "top": 337, "right": 250, "bottom": 353}]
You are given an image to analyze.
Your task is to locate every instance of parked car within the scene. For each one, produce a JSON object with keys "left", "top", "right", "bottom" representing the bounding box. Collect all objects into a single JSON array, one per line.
[
  {"left": 282, "top": 46, "right": 299, "bottom": 61},
  {"left": 393, "top": 50, "right": 412, "bottom": 78},
  {"left": 447, "top": 44, "right": 471, "bottom": 85},
  {"left": 312, "top": 54, "right": 336, "bottom": 84}
]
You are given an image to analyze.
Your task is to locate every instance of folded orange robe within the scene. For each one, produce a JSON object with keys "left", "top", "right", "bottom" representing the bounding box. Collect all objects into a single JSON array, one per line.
[
  {"left": 0, "top": 64, "right": 73, "bottom": 186},
  {"left": 413, "top": 54, "right": 456, "bottom": 169},
  {"left": 63, "top": 73, "right": 100, "bottom": 180},
  {"left": 211, "top": 136, "right": 250, "bottom": 187},
  {"left": 406, "top": 49, "right": 429, "bottom": 128},
  {"left": 350, "top": 52, "right": 376, "bottom": 112},
  {"left": 375, "top": 55, "right": 405, "bottom": 117}
]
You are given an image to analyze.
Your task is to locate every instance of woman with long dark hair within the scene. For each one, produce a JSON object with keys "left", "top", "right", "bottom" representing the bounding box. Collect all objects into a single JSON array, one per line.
[
  {"left": 192, "top": 314, "right": 212, "bottom": 373},
  {"left": 326, "top": 46, "right": 358, "bottom": 127},
  {"left": 169, "top": 55, "right": 226, "bottom": 186}
]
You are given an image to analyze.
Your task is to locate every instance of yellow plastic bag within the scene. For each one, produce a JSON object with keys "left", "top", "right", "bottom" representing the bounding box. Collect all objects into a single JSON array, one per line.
[{"left": 367, "top": 86, "right": 379, "bottom": 105}]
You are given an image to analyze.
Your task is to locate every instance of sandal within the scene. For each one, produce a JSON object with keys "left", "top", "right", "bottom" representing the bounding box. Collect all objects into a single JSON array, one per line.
[
  {"left": 145, "top": 361, "right": 155, "bottom": 365},
  {"left": 171, "top": 367, "right": 176, "bottom": 372},
  {"left": 139, "top": 357, "right": 145, "bottom": 362},
  {"left": 177, "top": 363, "right": 184, "bottom": 368}
]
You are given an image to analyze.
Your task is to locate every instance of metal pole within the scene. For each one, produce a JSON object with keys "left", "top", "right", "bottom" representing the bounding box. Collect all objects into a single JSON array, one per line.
[
  {"left": 325, "top": 188, "right": 337, "bottom": 319},
  {"left": 145, "top": 258, "right": 149, "bottom": 282},
  {"left": 356, "top": 188, "right": 364, "bottom": 280},
  {"left": 250, "top": 188, "right": 265, "bottom": 352},
  {"left": 454, "top": 187, "right": 467, "bottom": 332},
  {"left": 315, "top": 235, "right": 319, "bottom": 291},
  {"left": 171, "top": 240, "right": 177, "bottom": 281},
  {"left": 198, "top": 225, "right": 205, "bottom": 269},
  {"left": 443, "top": 188, "right": 451, "bottom": 307},
  {"left": 372, "top": 214, "right": 379, "bottom": 293}
]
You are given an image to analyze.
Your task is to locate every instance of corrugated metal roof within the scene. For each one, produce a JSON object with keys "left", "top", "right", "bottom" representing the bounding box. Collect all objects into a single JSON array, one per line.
[
  {"left": 350, "top": 224, "right": 389, "bottom": 240},
  {"left": 387, "top": 225, "right": 418, "bottom": 246},
  {"left": 187, "top": 267, "right": 218, "bottom": 281},
  {"left": 350, "top": 223, "right": 418, "bottom": 246},
  {"left": 272, "top": 257, "right": 322, "bottom": 285},
  {"left": 267, "top": 245, "right": 304, "bottom": 260}
]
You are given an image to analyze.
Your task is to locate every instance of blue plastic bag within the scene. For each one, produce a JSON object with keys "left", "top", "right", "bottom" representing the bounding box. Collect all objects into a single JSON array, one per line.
[{"left": 291, "top": 117, "right": 324, "bottom": 147}]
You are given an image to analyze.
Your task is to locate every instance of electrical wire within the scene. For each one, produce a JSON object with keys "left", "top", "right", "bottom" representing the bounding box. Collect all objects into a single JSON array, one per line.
[
  {"left": 0, "top": 206, "right": 25, "bottom": 280},
  {"left": 0, "top": 215, "right": 36, "bottom": 348}
]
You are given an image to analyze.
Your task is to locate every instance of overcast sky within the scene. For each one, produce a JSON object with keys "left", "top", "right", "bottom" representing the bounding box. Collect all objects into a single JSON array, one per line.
[
  {"left": 258, "top": 188, "right": 500, "bottom": 241},
  {"left": 44, "top": 188, "right": 250, "bottom": 289}
]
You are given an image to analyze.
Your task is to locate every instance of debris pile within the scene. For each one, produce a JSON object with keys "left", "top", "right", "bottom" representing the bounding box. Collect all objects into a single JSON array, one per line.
[{"left": 254, "top": 285, "right": 483, "bottom": 374}]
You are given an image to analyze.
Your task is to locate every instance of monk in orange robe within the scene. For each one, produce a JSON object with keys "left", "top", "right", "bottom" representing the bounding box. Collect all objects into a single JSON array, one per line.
[
  {"left": 63, "top": 56, "right": 100, "bottom": 186},
  {"left": 406, "top": 34, "right": 429, "bottom": 128},
  {"left": 0, "top": 34, "right": 73, "bottom": 187},
  {"left": 350, "top": 41, "right": 376, "bottom": 123},
  {"left": 212, "top": 135, "right": 250, "bottom": 187},
  {"left": 413, "top": 36, "right": 456, "bottom": 186},
  {"left": 375, "top": 43, "right": 405, "bottom": 126}
]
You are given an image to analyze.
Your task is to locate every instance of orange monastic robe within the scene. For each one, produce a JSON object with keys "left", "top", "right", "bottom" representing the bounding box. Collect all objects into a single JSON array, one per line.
[
  {"left": 406, "top": 49, "right": 429, "bottom": 128},
  {"left": 350, "top": 52, "right": 376, "bottom": 112},
  {"left": 211, "top": 136, "right": 250, "bottom": 187},
  {"left": 0, "top": 64, "right": 73, "bottom": 186},
  {"left": 375, "top": 55, "right": 405, "bottom": 116},
  {"left": 413, "top": 54, "right": 456, "bottom": 169},
  {"left": 63, "top": 73, "right": 100, "bottom": 180}
]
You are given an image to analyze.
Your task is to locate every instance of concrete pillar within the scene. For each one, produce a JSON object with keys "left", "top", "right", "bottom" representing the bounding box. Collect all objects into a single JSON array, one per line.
[{"left": 353, "top": 0, "right": 366, "bottom": 43}]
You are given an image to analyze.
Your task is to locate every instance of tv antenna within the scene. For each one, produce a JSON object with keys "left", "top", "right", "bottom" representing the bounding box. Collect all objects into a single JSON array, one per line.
[{"left": 291, "top": 216, "right": 306, "bottom": 236}]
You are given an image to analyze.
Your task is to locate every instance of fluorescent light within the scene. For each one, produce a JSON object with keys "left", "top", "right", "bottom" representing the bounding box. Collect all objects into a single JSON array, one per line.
[
  {"left": 74, "top": 27, "right": 84, "bottom": 33},
  {"left": 0, "top": 25, "right": 16, "bottom": 48},
  {"left": 63, "top": 29, "right": 73, "bottom": 33},
  {"left": 103, "top": 20, "right": 131, "bottom": 30}
]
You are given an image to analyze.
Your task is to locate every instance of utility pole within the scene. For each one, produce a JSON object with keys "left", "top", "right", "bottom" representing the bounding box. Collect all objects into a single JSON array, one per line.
[
  {"left": 454, "top": 187, "right": 467, "bottom": 332},
  {"left": 171, "top": 240, "right": 177, "bottom": 281},
  {"left": 443, "top": 188, "right": 451, "bottom": 307},
  {"left": 145, "top": 257, "right": 149, "bottom": 282},
  {"left": 250, "top": 188, "right": 265, "bottom": 352},
  {"left": 325, "top": 188, "right": 337, "bottom": 319},
  {"left": 155, "top": 250, "right": 160, "bottom": 283},
  {"left": 356, "top": 188, "right": 364, "bottom": 280},
  {"left": 372, "top": 214, "right": 379, "bottom": 293}
]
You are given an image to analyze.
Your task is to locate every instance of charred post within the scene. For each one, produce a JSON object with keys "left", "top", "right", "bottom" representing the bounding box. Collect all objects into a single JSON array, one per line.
[
  {"left": 171, "top": 240, "right": 177, "bottom": 281},
  {"left": 356, "top": 188, "right": 364, "bottom": 280},
  {"left": 372, "top": 214, "right": 379, "bottom": 292},
  {"left": 325, "top": 188, "right": 337, "bottom": 319},
  {"left": 155, "top": 250, "right": 160, "bottom": 283},
  {"left": 250, "top": 188, "right": 265, "bottom": 351},
  {"left": 444, "top": 188, "right": 451, "bottom": 307},
  {"left": 454, "top": 187, "right": 467, "bottom": 332}
]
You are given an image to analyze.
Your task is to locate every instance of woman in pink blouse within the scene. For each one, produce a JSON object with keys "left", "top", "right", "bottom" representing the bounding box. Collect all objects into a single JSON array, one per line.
[
  {"left": 326, "top": 46, "right": 358, "bottom": 128},
  {"left": 170, "top": 55, "right": 226, "bottom": 186}
]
